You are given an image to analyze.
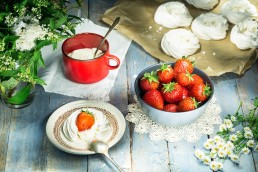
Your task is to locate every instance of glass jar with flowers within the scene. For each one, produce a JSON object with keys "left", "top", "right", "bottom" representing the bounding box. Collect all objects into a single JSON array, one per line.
[{"left": 0, "top": 0, "right": 82, "bottom": 108}]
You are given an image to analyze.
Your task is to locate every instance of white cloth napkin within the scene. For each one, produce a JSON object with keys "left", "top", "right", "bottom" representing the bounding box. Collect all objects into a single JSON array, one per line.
[{"left": 39, "top": 19, "right": 132, "bottom": 101}]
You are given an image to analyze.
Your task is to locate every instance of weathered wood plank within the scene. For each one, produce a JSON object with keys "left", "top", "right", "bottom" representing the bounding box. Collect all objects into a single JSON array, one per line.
[
  {"left": 126, "top": 42, "right": 171, "bottom": 171},
  {"left": 4, "top": 86, "right": 48, "bottom": 172},
  {"left": 236, "top": 62, "right": 258, "bottom": 171},
  {"left": 0, "top": 103, "right": 12, "bottom": 171},
  {"left": 210, "top": 73, "right": 256, "bottom": 172},
  {"left": 87, "top": 0, "right": 131, "bottom": 171},
  {"left": 168, "top": 140, "right": 212, "bottom": 172},
  {"left": 45, "top": 93, "right": 89, "bottom": 172}
]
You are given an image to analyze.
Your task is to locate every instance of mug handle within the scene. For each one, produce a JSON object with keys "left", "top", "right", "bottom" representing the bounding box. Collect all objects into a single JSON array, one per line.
[{"left": 106, "top": 54, "right": 120, "bottom": 70}]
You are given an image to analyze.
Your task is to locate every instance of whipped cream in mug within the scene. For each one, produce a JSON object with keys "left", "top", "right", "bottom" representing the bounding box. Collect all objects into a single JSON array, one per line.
[{"left": 68, "top": 48, "right": 103, "bottom": 60}]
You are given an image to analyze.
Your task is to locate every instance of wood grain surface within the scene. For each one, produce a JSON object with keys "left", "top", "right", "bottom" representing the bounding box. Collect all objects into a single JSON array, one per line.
[{"left": 0, "top": 0, "right": 257, "bottom": 172}]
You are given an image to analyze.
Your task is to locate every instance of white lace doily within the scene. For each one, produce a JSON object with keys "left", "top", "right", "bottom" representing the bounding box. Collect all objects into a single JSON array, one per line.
[{"left": 126, "top": 96, "right": 222, "bottom": 143}]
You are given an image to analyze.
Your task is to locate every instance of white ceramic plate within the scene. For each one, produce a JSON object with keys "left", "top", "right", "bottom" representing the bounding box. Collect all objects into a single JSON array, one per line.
[{"left": 46, "top": 100, "right": 126, "bottom": 155}]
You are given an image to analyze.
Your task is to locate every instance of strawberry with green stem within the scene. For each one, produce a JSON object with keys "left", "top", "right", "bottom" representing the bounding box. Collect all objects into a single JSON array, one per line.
[
  {"left": 139, "top": 71, "right": 159, "bottom": 92},
  {"left": 177, "top": 97, "right": 199, "bottom": 112},
  {"left": 190, "top": 82, "right": 212, "bottom": 102},
  {"left": 161, "top": 82, "right": 183, "bottom": 104},
  {"left": 157, "top": 64, "right": 174, "bottom": 84},
  {"left": 173, "top": 56, "right": 194, "bottom": 76}
]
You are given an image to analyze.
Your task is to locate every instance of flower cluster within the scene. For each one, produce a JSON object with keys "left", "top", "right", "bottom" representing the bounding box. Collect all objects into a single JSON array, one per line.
[
  {"left": 195, "top": 97, "right": 258, "bottom": 171},
  {"left": 0, "top": 0, "right": 82, "bottom": 104}
]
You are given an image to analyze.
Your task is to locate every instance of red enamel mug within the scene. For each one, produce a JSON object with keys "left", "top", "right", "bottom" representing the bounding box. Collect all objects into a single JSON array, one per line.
[{"left": 62, "top": 33, "right": 120, "bottom": 84}]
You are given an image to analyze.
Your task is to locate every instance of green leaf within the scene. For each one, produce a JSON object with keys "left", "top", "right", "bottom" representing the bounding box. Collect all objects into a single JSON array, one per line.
[
  {"left": 55, "top": 15, "right": 67, "bottom": 29},
  {"left": 4, "top": 35, "right": 19, "bottom": 42},
  {"left": 0, "top": 13, "right": 7, "bottom": 22},
  {"left": 253, "top": 97, "right": 258, "bottom": 107},
  {"left": 50, "top": 18, "right": 55, "bottom": 30},
  {"left": 33, "top": 76, "right": 46, "bottom": 85},
  {"left": 68, "top": 14, "right": 83, "bottom": 22},
  {"left": 37, "top": 51, "right": 45, "bottom": 69},
  {"left": 0, "top": 70, "right": 18, "bottom": 77},
  {"left": 36, "top": 40, "right": 52, "bottom": 50},
  {"left": 30, "top": 50, "right": 41, "bottom": 63},
  {"left": 1, "top": 77, "right": 18, "bottom": 90},
  {"left": 52, "top": 42, "right": 58, "bottom": 50},
  {"left": 7, "top": 84, "right": 31, "bottom": 105}
]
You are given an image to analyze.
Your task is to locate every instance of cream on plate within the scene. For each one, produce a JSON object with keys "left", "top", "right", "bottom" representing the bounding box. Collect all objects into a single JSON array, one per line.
[{"left": 62, "top": 108, "right": 112, "bottom": 149}]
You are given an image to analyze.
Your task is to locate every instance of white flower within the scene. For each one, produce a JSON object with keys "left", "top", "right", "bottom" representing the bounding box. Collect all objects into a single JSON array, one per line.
[
  {"left": 247, "top": 140, "right": 255, "bottom": 148},
  {"left": 230, "top": 154, "right": 240, "bottom": 163},
  {"left": 226, "top": 141, "right": 235, "bottom": 150},
  {"left": 230, "top": 134, "right": 238, "bottom": 142},
  {"left": 217, "top": 162, "right": 223, "bottom": 170},
  {"left": 204, "top": 139, "right": 214, "bottom": 150},
  {"left": 224, "top": 119, "right": 233, "bottom": 129},
  {"left": 242, "top": 147, "right": 250, "bottom": 154},
  {"left": 218, "top": 149, "right": 227, "bottom": 158},
  {"left": 210, "top": 149, "right": 218, "bottom": 159},
  {"left": 244, "top": 130, "right": 253, "bottom": 139},
  {"left": 195, "top": 149, "right": 205, "bottom": 161},
  {"left": 219, "top": 124, "right": 227, "bottom": 131},
  {"left": 229, "top": 127, "right": 235, "bottom": 132},
  {"left": 254, "top": 145, "right": 258, "bottom": 151},
  {"left": 14, "top": 16, "right": 48, "bottom": 51},
  {"left": 213, "top": 135, "right": 222, "bottom": 143},
  {"left": 244, "top": 127, "right": 251, "bottom": 131},
  {"left": 210, "top": 161, "right": 219, "bottom": 171},
  {"left": 216, "top": 141, "right": 226, "bottom": 150},
  {"left": 203, "top": 156, "right": 211, "bottom": 165},
  {"left": 226, "top": 148, "right": 233, "bottom": 156},
  {"left": 231, "top": 116, "right": 236, "bottom": 122}
]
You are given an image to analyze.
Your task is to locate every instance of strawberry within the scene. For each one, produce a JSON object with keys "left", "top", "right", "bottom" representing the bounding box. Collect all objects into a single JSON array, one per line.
[
  {"left": 76, "top": 110, "right": 95, "bottom": 131},
  {"left": 187, "top": 74, "right": 204, "bottom": 89},
  {"left": 161, "top": 82, "right": 183, "bottom": 104},
  {"left": 173, "top": 57, "right": 194, "bottom": 76},
  {"left": 157, "top": 64, "right": 174, "bottom": 83},
  {"left": 143, "top": 89, "right": 164, "bottom": 110},
  {"left": 163, "top": 104, "right": 177, "bottom": 112},
  {"left": 190, "top": 82, "right": 212, "bottom": 102},
  {"left": 177, "top": 97, "right": 199, "bottom": 112},
  {"left": 175, "top": 72, "right": 194, "bottom": 87},
  {"left": 139, "top": 71, "right": 159, "bottom": 92},
  {"left": 181, "top": 86, "right": 189, "bottom": 100}
]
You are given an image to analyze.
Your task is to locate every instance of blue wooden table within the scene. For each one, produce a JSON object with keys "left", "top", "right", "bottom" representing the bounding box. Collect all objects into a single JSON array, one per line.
[{"left": 0, "top": 1, "right": 257, "bottom": 172}]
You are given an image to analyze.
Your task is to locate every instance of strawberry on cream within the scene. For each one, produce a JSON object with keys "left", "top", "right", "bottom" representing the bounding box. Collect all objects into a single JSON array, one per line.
[{"left": 62, "top": 108, "right": 112, "bottom": 149}]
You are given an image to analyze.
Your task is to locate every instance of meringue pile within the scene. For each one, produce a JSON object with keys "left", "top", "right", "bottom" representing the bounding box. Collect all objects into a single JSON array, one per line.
[
  {"left": 62, "top": 108, "right": 112, "bottom": 149},
  {"left": 161, "top": 29, "right": 200, "bottom": 58},
  {"left": 185, "top": 0, "right": 219, "bottom": 10},
  {"left": 153, "top": 0, "right": 258, "bottom": 58},
  {"left": 191, "top": 13, "right": 229, "bottom": 40},
  {"left": 154, "top": 1, "right": 193, "bottom": 28},
  {"left": 230, "top": 19, "right": 258, "bottom": 50},
  {"left": 221, "top": 0, "right": 257, "bottom": 24}
]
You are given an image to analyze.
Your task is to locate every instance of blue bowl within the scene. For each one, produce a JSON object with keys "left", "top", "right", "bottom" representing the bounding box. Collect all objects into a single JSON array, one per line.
[{"left": 134, "top": 63, "right": 214, "bottom": 127}]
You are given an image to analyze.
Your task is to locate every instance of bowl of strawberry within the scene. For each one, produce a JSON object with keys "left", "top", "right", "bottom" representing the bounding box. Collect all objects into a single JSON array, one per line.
[{"left": 134, "top": 58, "right": 214, "bottom": 127}]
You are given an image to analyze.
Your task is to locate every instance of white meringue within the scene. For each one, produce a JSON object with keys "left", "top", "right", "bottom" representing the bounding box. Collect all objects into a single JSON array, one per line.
[
  {"left": 161, "top": 29, "right": 200, "bottom": 58},
  {"left": 191, "top": 13, "right": 229, "bottom": 40},
  {"left": 154, "top": 1, "right": 193, "bottom": 28},
  {"left": 230, "top": 19, "right": 258, "bottom": 50},
  {"left": 185, "top": 0, "right": 219, "bottom": 10},
  {"left": 221, "top": 0, "right": 257, "bottom": 24},
  {"left": 62, "top": 108, "right": 112, "bottom": 149}
]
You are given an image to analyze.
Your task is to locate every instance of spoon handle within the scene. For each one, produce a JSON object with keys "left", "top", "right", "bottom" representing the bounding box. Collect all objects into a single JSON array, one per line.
[
  {"left": 104, "top": 153, "right": 125, "bottom": 172},
  {"left": 94, "top": 17, "right": 120, "bottom": 58}
]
